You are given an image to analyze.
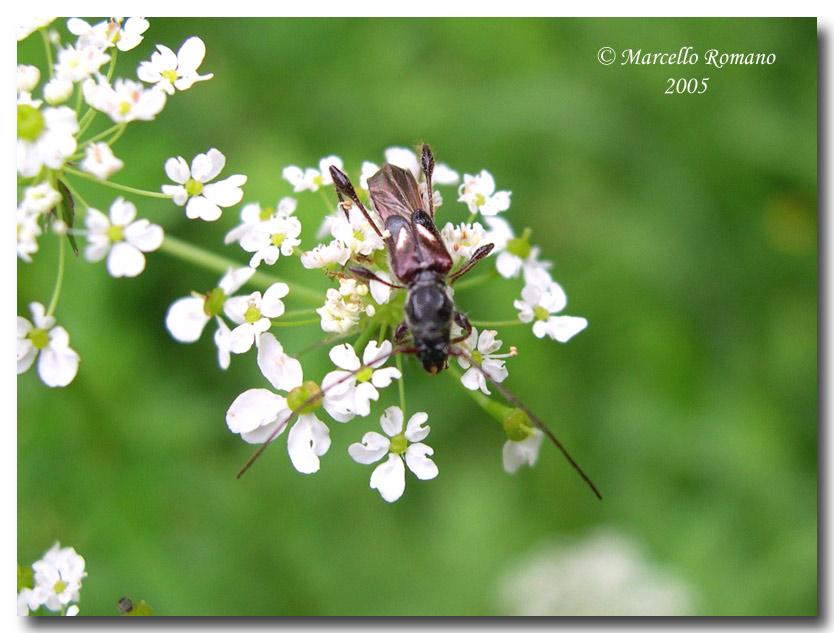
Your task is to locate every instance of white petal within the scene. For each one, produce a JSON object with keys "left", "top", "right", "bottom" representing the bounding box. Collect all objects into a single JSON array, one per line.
[
  {"left": 370, "top": 366, "right": 401, "bottom": 389},
  {"left": 502, "top": 431, "right": 544, "bottom": 474},
  {"left": 404, "top": 411, "right": 430, "bottom": 442},
  {"left": 542, "top": 316, "right": 588, "bottom": 343},
  {"left": 185, "top": 195, "right": 222, "bottom": 221},
  {"left": 352, "top": 382, "right": 379, "bottom": 417},
  {"left": 370, "top": 454, "right": 406, "bottom": 502},
  {"left": 84, "top": 206, "right": 110, "bottom": 234},
  {"left": 109, "top": 197, "right": 136, "bottom": 225},
  {"left": 226, "top": 388, "right": 287, "bottom": 436},
  {"left": 362, "top": 339, "right": 393, "bottom": 367},
  {"left": 17, "top": 339, "right": 37, "bottom": 374},
  {"left": 176, "top": 36, "right": 207, "bottom": 72},
  {"left": 202, "top": 175, "right": 246, "bottom": 207},
  {"left": 38, "top": 330, "right": 79, "bottom": 387},
  {"left": 257, "top": 332, "right": 303, "bottom": 392},
  {"left": 496, "top": 251, "right": 522, "bottom": 278},
  {"left": 379, "top": 406, "right": 404, "bottom": 437},
  {"left": 123, "top": 219, "right": 164, "bottom": 252},
  {"left": 219, "top": 266, "right": 256, "bottom": 294},
  {"left": 460, "top": 367, "right": 486, "bottom": 393},
  {"left": 214, "top": 318, "right": 232, "bottom": 370},
  {"left": 164, "top": 155, "right": 190, "bottom": 183},
  {"left": 328, "top": 343, "right": 361, "bottom": 371},
  {"left": 165, "top": 296, "right": 210, "bottom": 342},
  {"left": 542, "top": 281, "right": 568, "bottom": 314},
  {"left": 229, "top": 323, "right": 256, "bottom": 354},
  {"left": 348, "top": 431, "right": 390, "bottom": 464},
  {"left": 260, "top": 283, "right": 289, "bottom": 318},
  {"left": 405, "top": 443, "right": 439, "bottom": 480},
  {"left": 191, "top": 148, "right": 225, "bottom": 182},
  {"left": 107, "top": 242, "right": 145, "bottom": 277},
  {"left": 287, "top": 414, "right": 331, "bottom": 474}
]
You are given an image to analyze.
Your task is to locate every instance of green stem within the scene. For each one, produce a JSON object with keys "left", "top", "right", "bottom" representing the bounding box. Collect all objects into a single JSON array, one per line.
[
  {"left": 270, "top": 318, "right": 321, "bottom": 327},
  {"left": 79, "top": 122, "right": 127, "bottom": 150},
  {"left": 64, "top": 166, "right": 171, "bottom": 199},
  {"left": 158, "top": 234, "right": 324, "bottom": 306},
  {"left": 444, "top": 364, "right": 509, "bottom": 425},
  {"left": 39, "top": 28, "right": 54, "bottom": 80},
  {"left": 396, "top": 352, "right": 406, "bottom": 415},
  {"left": 469, "top": 319, "right": 523, "bottom": 328},
  {"left": 46, "top": 224, "right": 67, "bottom": 318}
]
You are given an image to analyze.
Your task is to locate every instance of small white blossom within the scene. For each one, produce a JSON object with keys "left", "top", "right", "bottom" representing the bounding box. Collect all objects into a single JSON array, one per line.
[
  {"left": 80, "top": 142, "right": 124, "bottom": 179},
  {"left": 165, "top": 267, "right": 255, "bottom": 367},
  {"left": 137, "top": 36, "right": 214, "bottom": 95},
  {"left": 18, "top": 302, "right": 80, "bottom": 387},
  {"left": 43, "top": 78, "right": 74, "bottom": 105},
  {"left": 441, "top": 221, "right": 489, "bottom": 268},
  {"left": 53, "top": 43, "right": 110, "bottom": 83},
  {"left": 349, "top": 406, "right": 438, "bottom": 502},
  {"left": 224, "top": 283, "right": 290, "bottom": 354},
  {"left": 455, "top": 327, "right": 514, "bottom": 395},
  {"left": 226, "top": 362, "right": 332, "bottom": 474},
  {"left": 17, "top": 206, "right": 42, "bottom": 262},
  {"left": 514, "top": 282, "right": 588, "bottom": 342},
  {"left": 316, "top": 278, "right": 373, "bottom": 334},
  {"left": 17, "top": 17, "right": 54, "bottom": 41},
  {"left": 330, "top": 205, "right": 386, "bottom": 257},
  {"left": 82, "top": 77, "right": 166, "bottom": 123},
  {"left": 503, "top": 429, "right": 544, "bottom": 473},
  {"left": 84, "top": 197, "right": 163, "bottom": 278},
  {"left": 458, "top": 169, "right": 511, "bottom": 216},
  {"left": 300, "top": 240, "right": 350, "bottom": 269},
  {"left": 67, "top": 17, "right": 148, "bottom": 51},
  {"left": 225, "top": 199, "right": 302, "bottom": 268},
  {"left": 17, "top": 65, "right": 40, "bottom": 93},
  {"left": 282, "top": 155, "right": 343, "bottom": 192},
  {"left": 20, "top": 181, "right": 61, "bottom": 216},
  {"left": 162, "top": 148, "right": 246, "bottom": 221},
  {"left": 17, "top": 105, "right": 78, "bottom": 177},
  {"left": 321, "top": 340, "right": 401, "bottom": 419},
  {"left": 29, "top": 543, "right": 86, "bottom": 613}
]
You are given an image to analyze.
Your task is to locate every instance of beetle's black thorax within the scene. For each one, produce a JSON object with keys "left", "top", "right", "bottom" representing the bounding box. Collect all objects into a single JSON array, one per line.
[{"left": 403, "top": 272, "right": 454, "bottom": 375}]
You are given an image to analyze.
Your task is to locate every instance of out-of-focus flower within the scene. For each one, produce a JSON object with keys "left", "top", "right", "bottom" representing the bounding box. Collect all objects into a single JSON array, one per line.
[
  {"left": 17, "top": 302, "right": 80, "bottom": 387},
  {"left": 497, "top": 529, "right": 695, "bottom": 615},
  {"left": 137, "top": 36, "right": 213, "bottom": 95}
]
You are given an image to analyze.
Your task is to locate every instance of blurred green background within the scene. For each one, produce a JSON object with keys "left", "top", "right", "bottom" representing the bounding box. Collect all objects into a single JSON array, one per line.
[{"left": 17, "top": 18, "right": 816, "bottom": 616}]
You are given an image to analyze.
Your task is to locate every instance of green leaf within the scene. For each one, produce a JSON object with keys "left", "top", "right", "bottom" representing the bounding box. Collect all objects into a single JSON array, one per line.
[
  {"left": 55, "top": 179, "right": 78, "bottom": 256},
  {"left": 18, "top": 563, "right": 34, "bottom": 591}
]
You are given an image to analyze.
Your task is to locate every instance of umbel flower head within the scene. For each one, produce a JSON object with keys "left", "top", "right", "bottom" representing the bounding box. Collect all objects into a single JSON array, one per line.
[{"left": 214, "top": 145, "right": 593, "bottom": 500}]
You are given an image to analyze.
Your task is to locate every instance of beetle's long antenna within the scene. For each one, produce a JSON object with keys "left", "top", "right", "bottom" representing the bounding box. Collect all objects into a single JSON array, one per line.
[
  {"left": 451, "top": 348, "right": 602, "bottom": 500},
  {"left": 420, "top": 143, "right": 436, "bottom": 218},
  {"left": 236, "top": 346, "right": 402, "bottom": 478},
  {"left": 329, "top": 165, "right": 385, "bottom": 238}
]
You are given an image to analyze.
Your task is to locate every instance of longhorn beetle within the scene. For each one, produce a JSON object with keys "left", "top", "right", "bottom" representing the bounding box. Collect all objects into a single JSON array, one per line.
[{"left": 239, "top": 144, "right": 601, "bottom": 499}]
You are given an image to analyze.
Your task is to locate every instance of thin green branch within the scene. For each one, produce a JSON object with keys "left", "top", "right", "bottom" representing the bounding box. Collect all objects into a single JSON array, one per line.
[
  {"left": 63, "top": 166, "right": 171, "bottom": 199},
  {"left": 158, "top": 234, "right": 324, "bottom": 306}
]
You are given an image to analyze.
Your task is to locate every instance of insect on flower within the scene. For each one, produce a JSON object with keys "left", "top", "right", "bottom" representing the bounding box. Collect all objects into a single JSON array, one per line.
[{"left": 239, "top": 144, "right": 601, "bottom": 500}]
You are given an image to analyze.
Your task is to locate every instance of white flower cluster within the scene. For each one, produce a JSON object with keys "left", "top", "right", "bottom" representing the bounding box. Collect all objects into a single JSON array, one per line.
[
  {"left": 18, "top": 542, "right": 86, "bottom": 616},
  {"left": 181, "top": 145, "right": 591, "bottom": 501},
  {"left": 17, "top": 18, "right": 230, "bottom": 389}
]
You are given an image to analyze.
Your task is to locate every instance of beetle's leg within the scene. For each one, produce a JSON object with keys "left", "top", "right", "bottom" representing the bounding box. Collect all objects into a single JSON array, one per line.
[
  {"left": 420, "top": 143, "right": 435, "bottom": 218},
  {"left": 394, "top": 321, "right": 411, "bottom": 344},
  {"left": 451, "top": 311, "right": 473, "bottom": 343},
  {"left": 329, "top": 165, "right": 385, "bottom": 238},
  {"left": 448, "top": 243, "right": 495, "bottom": 284}
]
